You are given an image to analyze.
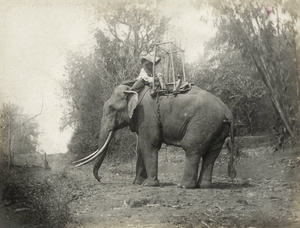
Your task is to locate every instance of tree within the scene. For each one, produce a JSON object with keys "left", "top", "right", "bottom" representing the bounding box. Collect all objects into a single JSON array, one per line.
[
  {"left": 61, "top": 53, "right": 107, "bottom": 155},
  {"left": 94, "top": 0, "right": 168, "bottom": 82},
  {"left": 62, "top": 1, "right": 168, "bottom": 157},
  {"left": 194, "top": 0, "right": 300, "bottom": 138},
  {"left": 193, "top": 39, "right": 271, "bottom": 135},
  {"left": 0, "top": 103, "right": 40, "bottom": 162}
]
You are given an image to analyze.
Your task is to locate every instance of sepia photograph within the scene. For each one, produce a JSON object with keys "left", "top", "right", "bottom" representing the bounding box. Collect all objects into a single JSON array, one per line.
[{"left": 0, "top": 0, "right": 300, "bottom": 227}]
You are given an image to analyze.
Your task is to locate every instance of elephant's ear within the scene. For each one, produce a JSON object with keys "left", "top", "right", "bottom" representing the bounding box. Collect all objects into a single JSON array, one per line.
[{"left": 124, "top": 90, "right": 138, "bottom": 119}]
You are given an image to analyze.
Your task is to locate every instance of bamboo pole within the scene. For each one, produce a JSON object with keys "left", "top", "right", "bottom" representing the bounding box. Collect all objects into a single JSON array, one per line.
[
  {"left": 169, "top": 44, "right": 175, "bottom": 90},
  {"left": 152, "top": 44, "right": 157, "bottom": 90},
  {"left": 166, "top": 53, "right": 170, "bottom": 83},
  {"left": 181, "top": 51, "right": 186, "bottom": 81}
]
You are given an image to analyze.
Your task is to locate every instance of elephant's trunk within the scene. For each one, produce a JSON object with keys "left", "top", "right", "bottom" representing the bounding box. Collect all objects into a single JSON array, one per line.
[
  {"left": 93, "top": 149, "right": 107, "bottom": 182},
  {"left": 92, "top": 129, "right": 114, "bottom": 181}
]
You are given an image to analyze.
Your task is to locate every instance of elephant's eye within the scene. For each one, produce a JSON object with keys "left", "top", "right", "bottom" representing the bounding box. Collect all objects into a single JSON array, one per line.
[{"left": 108, "top": 105, "right": 115, "bottom": 112}]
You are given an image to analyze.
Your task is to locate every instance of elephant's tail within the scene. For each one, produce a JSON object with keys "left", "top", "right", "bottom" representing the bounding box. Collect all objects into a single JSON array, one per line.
[
  {"left": 227, "top": 120, "right": 236, "bottom": 180},
  {"left": 230, "top": 118, "right": 234, "bottom": 149}
]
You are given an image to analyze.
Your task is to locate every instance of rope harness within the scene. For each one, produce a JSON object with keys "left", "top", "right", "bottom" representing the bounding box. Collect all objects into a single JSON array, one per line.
[
  {"left": 137, "top": 87, "right": 164, "bottom": 136},
  {"left": 154, "top": 94, "right": 165, "bottom": 142},
  {"left": 156, "top": 95, "right": 163, "bottom": 130}
]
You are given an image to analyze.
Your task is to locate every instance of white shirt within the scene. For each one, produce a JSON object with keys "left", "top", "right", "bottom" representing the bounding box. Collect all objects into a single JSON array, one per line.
[{"left": 137, "top": 68, "right": 154, "bottom": 83}]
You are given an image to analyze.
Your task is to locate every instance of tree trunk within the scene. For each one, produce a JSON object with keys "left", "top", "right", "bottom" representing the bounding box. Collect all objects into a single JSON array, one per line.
[
  {"left": 250, "top": 52, "right": 295, "bottom": 138},
  {"left": 234, "top": 19, "right": 295, "bottom": 138},
  {"left": 6, "top": 115, "right": 12, "bottom": 170}
]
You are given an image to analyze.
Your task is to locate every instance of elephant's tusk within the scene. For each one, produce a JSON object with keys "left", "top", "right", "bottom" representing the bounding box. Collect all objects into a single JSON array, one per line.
[
  {"left": 74, "top": 150, "right": 104, "bottom": 167},
  {"left": 72, "top": 149, "right": 100, "bottom": 164},
  {"left": 74, "top": 131, "right": 113, "bottom": 167}
]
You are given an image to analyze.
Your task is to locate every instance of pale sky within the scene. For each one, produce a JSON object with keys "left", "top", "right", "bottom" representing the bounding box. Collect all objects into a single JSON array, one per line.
[{"left": 0, "top": 0, "right": 215, "bottom": 154}]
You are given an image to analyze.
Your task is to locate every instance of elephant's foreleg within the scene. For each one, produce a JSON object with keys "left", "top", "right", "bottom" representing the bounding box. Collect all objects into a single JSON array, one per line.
[
  {"left": 198, "top": 144, "right": 223, "bottom": 188},
  {"left": 139, "top": 140, "right": 160, "bottom": 187},
  {"left": 178, "top": 151, "right": 201, "bottom": 189},
  {"left": 133, "top": 144, "right": 147, "bottom": 185}
]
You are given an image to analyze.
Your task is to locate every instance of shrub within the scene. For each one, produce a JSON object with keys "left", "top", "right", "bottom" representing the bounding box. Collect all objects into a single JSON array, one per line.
[{"left": 2, "top": 168, "right": 79, "bottom": 228}]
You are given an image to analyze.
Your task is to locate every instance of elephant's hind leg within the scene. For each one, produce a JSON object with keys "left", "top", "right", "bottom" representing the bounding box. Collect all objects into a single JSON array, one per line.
[
  {"left": 178, "top": 150, "right": 201, "bottom": 189},
  {"left": 197, "top": 143, "right": 223, "bottom": 188},
  {"left": 198, "top": 123, "right": 230, "bottom": 188}
]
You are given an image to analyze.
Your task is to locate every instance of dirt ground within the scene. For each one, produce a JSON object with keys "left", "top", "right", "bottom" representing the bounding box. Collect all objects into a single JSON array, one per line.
[{"left": 1, "top": 135, "right": 300, "bottom": 228}]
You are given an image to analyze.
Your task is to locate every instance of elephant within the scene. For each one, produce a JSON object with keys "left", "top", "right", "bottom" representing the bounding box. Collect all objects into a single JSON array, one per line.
[{"left": 74, "top": 83, "right": 236, "bottom": 189}]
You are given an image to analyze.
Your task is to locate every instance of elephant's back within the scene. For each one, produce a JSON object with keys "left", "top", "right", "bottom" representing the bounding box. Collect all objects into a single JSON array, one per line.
[{"left": 174, "top": 86, "right": 232, "bottom": 120}]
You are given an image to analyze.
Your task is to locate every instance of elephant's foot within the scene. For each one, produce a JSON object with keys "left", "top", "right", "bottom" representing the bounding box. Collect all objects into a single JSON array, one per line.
[
  {"left": 177, "top": 180, "right": 198, "bottom": 189},
  {"left": 133, "top": 176, "right": 146, "bottom": 185},
  {"left": 198, "top": 180, "right": 212, "bottom": 188},
  {"left": 142, "top": 179, "right": 159, "bottom": 187}
]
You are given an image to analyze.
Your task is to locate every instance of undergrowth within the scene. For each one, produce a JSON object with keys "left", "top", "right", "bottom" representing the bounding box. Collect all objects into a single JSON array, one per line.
[{"left": 1, "top": 166, "right": 79, "bottom": 228}]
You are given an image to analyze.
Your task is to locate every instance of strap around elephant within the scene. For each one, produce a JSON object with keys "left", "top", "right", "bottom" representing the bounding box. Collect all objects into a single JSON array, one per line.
[{"left": 138, "top": 87, "right": 150, "bottom": 105}]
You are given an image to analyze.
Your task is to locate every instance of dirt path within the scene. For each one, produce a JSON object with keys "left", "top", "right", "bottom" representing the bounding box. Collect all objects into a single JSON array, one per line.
[
  {"left": 1, "top": 137, "right": 300, "bottom": 228},
  {"left": 64, "top": 142, "right": 300, "bottom": 228}
]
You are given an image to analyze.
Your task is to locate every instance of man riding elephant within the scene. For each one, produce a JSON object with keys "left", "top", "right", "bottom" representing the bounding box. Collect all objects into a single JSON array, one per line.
[{"left": 131, "top": 54, "right": 161, "bottom": 92}]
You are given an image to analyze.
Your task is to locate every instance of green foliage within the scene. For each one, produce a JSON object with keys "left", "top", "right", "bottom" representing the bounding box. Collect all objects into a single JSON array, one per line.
[
  {"left": 93, "top": 0, "right": 169, "bottom": 82},
  {"left": 61, "top": 54, "right": 105, "bottom": 157},
  {"left": 193, "top": 42, "right": 275, "bottom": 135},
  {"left": 106, "top": 128, "right": 137, "bottom": 163},
  {"left": 0, "top": 103, "right": 40, "bottom": 156},
  {"left": 62, "top": 1, "right": 168, "bottom": 158},
  {"left": 195, "top": 0, "right": 300, "bottom": 138}
]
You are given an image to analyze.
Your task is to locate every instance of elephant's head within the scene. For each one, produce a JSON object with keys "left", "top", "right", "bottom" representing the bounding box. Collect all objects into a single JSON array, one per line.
[{"left": 73, "top": 85, "right": 139, "bottom": 181}]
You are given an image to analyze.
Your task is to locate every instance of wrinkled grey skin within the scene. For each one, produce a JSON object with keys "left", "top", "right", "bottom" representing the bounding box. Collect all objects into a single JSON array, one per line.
[{"left": 92, "top": 84, "right": 234, "bottom": 189}]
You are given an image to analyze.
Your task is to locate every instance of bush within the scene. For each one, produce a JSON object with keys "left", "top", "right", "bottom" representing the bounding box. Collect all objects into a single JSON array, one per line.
[{"left": 2, "top": 168, "right": 79, "bottom": 228}]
